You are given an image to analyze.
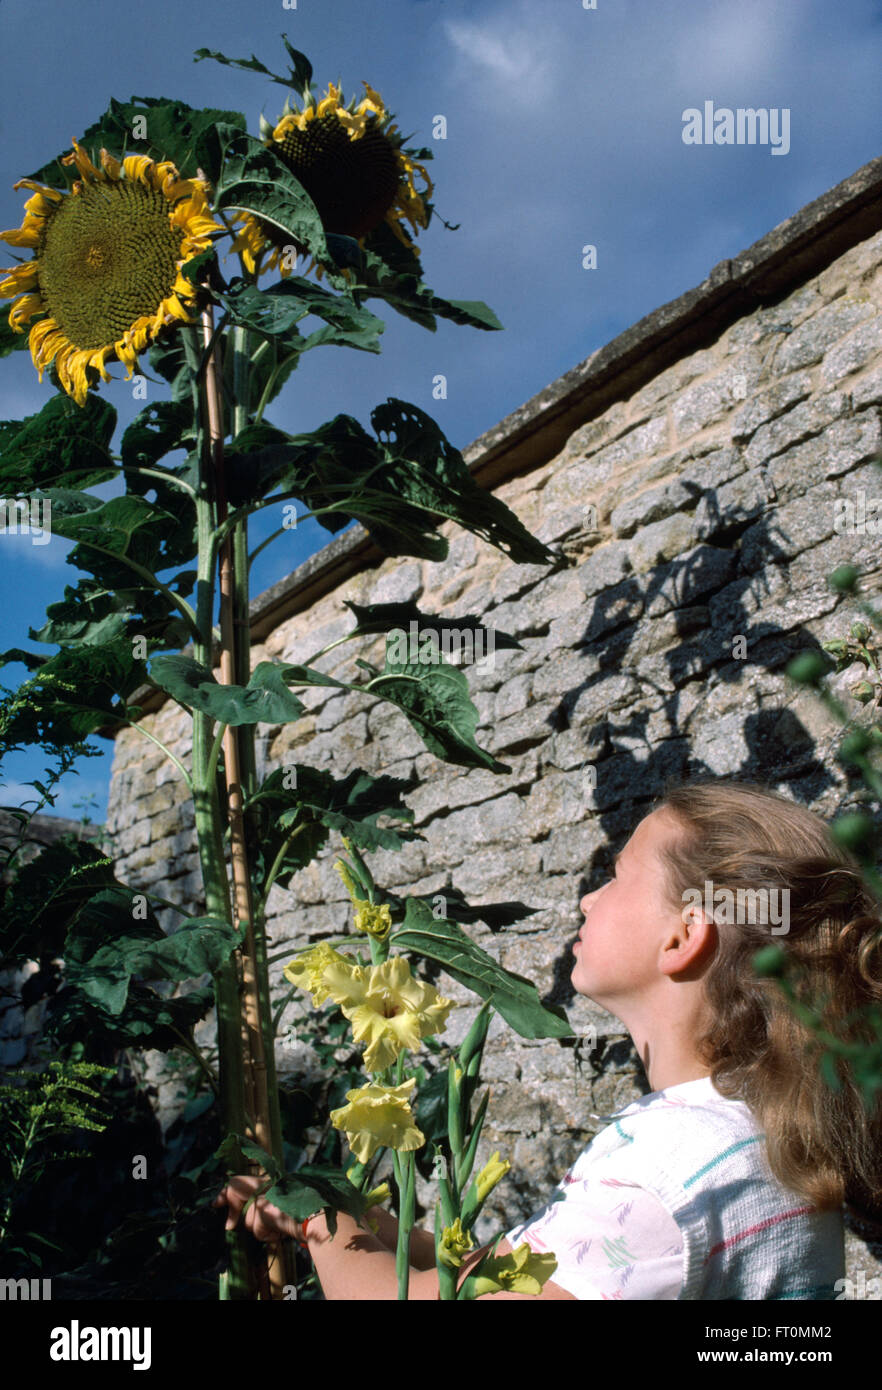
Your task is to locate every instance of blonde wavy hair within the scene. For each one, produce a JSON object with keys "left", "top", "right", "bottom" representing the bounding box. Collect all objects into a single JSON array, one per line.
[{"left": 651, "top": 778, "right": 882, "bottom": 1213}]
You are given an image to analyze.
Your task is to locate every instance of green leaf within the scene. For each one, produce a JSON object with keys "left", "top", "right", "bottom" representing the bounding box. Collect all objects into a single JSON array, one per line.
[
  {"left": 0, "top": 393, "right": 117, "bottom": 493},
  {"left": 0, "top": 314, "right": 30, "bottom": 359},
  {"left": 150, "top": 655, "right": 305, "bottom": 726},
  {"left": 247, "top": 764, "right": 420, "bottom": 893},
  {"left": 215, "top": 279, "right": 384, "bottom": 425},
  {"left": 146, "top": 336, "right": 193, "bottom": 405},
  {"left": 29, "top": 571, "right": 195, "bottom": 653},
  {"left": 64, "top": 891, "right": 239, "bottom": 1015},
  {"left": 278, "top": 662, "right": 348, "bottom": 691},
  {"left": 353, "top": 221, "right": 503, "bottom": 332},
  {"left": 404, "top": 885, "right": 539, "bottom": 934},
  {"left": 213, "top": 128, "right": 331, "bottom": 268},
  {"left": 225, "top": 400, "right": 555, "bottom": 565},
  {"left": 47, "top": 980, "right": 215, "bottom": 1052},
  {"left": 391, "top": 898, "right": 573, "bottom": 1040},
  {"left": 363, "top": 399, "right": 552, "bottom": 563},
  {"left": 365, "top": 648, "right": 508, "bottom": 772},
  {"left": 27, "top": 97, "right": 248, "bottom": 189},
  {"left": 42, "top": 486, "right": 196, "bottom": 577},
  {"left": 264, "top": 1165, "right": 367, "bottom": 1228},
  {"left": 194, "top": 36, "right": 313, "bottom": 93},
  {"left": 220, "top": 278, "right": 383, "bottom": 346},
  {"left": 412, "top": 1067, "right": 450, "bottom": 1159},
  {"left": 343, "top": 599, "right": 522, "bottom": 655},
  {"left": 121, "top": 400, "right": 195, "bottom": 474}
]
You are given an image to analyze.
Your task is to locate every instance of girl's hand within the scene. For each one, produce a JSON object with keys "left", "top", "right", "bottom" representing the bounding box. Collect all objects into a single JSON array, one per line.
[{"left": 213, "top": 1174, "right": 301, "bottom": 1243}]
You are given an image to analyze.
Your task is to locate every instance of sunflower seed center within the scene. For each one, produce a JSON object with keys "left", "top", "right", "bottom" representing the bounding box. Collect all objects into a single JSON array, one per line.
[{"left": 37, "top": 180, "right": 183, "bottom": 349}]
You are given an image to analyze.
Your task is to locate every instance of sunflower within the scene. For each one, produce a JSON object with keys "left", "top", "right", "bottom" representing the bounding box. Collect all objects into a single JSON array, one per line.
[
  {"left": 0, "top": 140, "right": 223, "bottom": 406},
  {"left": 230, "top": 79, "right": 433, "bottom": 277}
]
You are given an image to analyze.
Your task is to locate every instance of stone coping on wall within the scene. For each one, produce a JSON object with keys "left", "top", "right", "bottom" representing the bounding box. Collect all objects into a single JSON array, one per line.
[{"left": 116, "top": 151, "right": 882, "bottom": 724}]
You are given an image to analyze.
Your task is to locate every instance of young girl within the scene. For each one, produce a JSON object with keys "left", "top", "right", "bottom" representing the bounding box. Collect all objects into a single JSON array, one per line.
[{"left": 216, "top": 778, "right": 882, "bottom": 1299}]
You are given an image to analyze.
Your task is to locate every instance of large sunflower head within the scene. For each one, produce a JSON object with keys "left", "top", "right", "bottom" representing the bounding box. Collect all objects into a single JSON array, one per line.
[
  {"left": 231, "top": 79, "right": 433, "bottom": 277},
  {"left": 0, "top": 140, "right": 223, "bottom": 406}
]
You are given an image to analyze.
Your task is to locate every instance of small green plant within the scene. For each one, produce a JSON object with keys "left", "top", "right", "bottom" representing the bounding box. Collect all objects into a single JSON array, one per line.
[{"left": 0, "top": 1058, "right": 115, "bottom": 1266}]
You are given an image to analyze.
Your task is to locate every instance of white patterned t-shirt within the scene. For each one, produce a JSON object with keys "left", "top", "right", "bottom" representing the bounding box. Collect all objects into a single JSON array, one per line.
[
  {"left": 505, "top": 1117, "right": 684, "bottom": 1300},
  {"left": 504, "top": 1074, "right": 844, "bottom": 1301}
]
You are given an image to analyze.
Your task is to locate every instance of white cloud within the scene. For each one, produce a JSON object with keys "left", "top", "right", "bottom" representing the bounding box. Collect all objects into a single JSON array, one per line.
[{"left": 443, "top": 0, "right": 558, "bottom": 103}]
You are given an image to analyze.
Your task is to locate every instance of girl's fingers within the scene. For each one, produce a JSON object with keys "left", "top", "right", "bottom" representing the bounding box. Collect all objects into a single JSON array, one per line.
[{"left": 212, "top": 1178, "right": 288, "bottom": 1241}]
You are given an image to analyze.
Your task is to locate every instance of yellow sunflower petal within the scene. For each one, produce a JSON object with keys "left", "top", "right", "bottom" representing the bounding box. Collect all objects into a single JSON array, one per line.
[
  {"left": 8, "top": 294, "right": 43, "bottom": 328},
  {"left": 99, "top": 148, "right": 122, "bottom": 180},
  {"left": 61, "top": 139, "right": 104, "bottom": 182},
  {"left": 0, "top": 223, "right": 41, "bottom": 249},
  {"left": 13, "top": 179, "right": 63, "bottom": 202},
  {"left": 121, "top": 154, "right": 154, "bottom": 184},
  {"left": 0, "top": 264, "right": 39, "bottom": 297}
]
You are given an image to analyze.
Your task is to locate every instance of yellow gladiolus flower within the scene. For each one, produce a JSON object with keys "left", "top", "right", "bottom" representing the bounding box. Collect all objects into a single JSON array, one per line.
[
  {"left": 0, "top": 140, "right": 223, "bottom": 406},
  {"left": 283, "top": 942, "right": 356, "bottom": 1006},
  {"left": 471, "top": 1243, "right": 558, "bottom": 1297},
  {"left": 475, "top": 1151, "right": 512, "bottom": 1205},
  {"left": 353, "top": 900, "right": 393, "bottom": 940},
  {"left": 333, "top": 860, "right": 392, "bottom": 940},
  {"left": 330, "top": 1078, "right": 424, "bottom": 1164},
  {"left": 361, "top": 1180, "right": 391, "bottom": 1208},
  {"left": 438, "top": 1218, "right": 474, "bottom": 1269},
  {"left": 324, "top": 954, "right": 452, "bottom": 1072}
]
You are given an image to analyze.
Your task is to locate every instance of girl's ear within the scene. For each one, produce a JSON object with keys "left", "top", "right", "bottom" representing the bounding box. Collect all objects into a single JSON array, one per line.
[{"left": 659, "top": 904, "right": 715, "bottom": 976}]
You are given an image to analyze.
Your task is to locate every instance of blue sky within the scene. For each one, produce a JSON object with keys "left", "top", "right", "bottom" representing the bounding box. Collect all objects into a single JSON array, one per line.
[{"left": 1, "top": 0, "right": 881, "bottom": 820}]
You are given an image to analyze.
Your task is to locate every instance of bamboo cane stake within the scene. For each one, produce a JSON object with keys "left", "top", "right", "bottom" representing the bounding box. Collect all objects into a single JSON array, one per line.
[{"left": 199, "top": 302, "right": 285, "bottom": 1297}]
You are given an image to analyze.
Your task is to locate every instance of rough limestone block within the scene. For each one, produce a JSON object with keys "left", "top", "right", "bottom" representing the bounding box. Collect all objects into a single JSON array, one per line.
[
  {"left": 775, "top": 294, "right": 877, "bottom": 373},
  {"left": 731, "top": 371, "right": 813, "bottom": 442},
  {"left": 745, "top": 392, "right": 848, "bottom": 469},
  {"left": 610, "top": 477, "right": 699, "bottom": 539}
]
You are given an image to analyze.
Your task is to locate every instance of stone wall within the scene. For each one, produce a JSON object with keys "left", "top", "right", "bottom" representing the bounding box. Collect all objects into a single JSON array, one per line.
[{"left": 106, "top": 166, "right": 882, "bottom": 1278}]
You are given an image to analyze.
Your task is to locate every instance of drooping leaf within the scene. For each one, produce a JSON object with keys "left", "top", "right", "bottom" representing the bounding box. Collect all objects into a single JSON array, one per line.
[
  {"left": 120, "top": 400, "right": 196, "bottom": 476},
  {"left": 353, "top": 221, "right": 503, "bottom": 332},
  {"left": 29, "top": 572, "right": 195, "bottom": 651},
  {"left": 147, "top": 336, "right": 193, "bottom": 406},
  {"left": 362, "top": 399, "right": 553, "bottom": 563},
  {"left": 214, "top": 279, "right": 384, "bottom": 426},
  {"left": 391, "top": 898, "right": 572, "bottom": 1040},
  {"left": 46, "top": 980, "right": 216, "bottom": 1052},
  {"left": 393, "top": 884, "right": 540, "bottom": 935},
  {"left": 219, "top": 278, "right": 383, "bottom": 346},
  {"left": 263, "top": 1166, "right": 368, "bottom": 1230},
  {"left": 216, "top": 400, "right": 555, "bottom": 566},
  {"left": 0, "top": 393, "right": 117, "bottom": 493},
  {"left": 246, "top": 764, "right": 419, "bottom": 893},
  {"left": 64, "top": 890, "right": 240, "bottom": 1015},
  {"left": 342, "top": 599, "right": 521, "bottom": 658},
  {"left": 150, "top": 655, "right": 306, "bottom": 726},
  {"left": 364, "top": 646, "right": 508, "bottom": 773},
  {"left": 278, "top": 662, "right": 348, "bottom": 691}
]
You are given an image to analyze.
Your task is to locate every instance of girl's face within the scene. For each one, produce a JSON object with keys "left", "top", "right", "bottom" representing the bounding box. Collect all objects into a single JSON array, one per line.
[{"left": 570, "top": 808, "right": 686, "bottom": 1010}]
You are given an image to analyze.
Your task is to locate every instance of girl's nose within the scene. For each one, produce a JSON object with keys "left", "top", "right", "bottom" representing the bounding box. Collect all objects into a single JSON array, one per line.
[{"left": 580, "top": 879, "right": 611, "bottom": 914}]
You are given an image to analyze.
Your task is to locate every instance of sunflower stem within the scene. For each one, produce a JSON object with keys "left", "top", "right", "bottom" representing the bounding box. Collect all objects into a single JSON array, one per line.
[{"left": 204, "top": 309, "right": 292, "bottom": 1300}]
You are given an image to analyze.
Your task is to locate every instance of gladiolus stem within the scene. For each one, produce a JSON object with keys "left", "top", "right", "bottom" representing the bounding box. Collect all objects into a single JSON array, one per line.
[{"left": 393, "top": 1149, "right": 416, "bottom": 1299}]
